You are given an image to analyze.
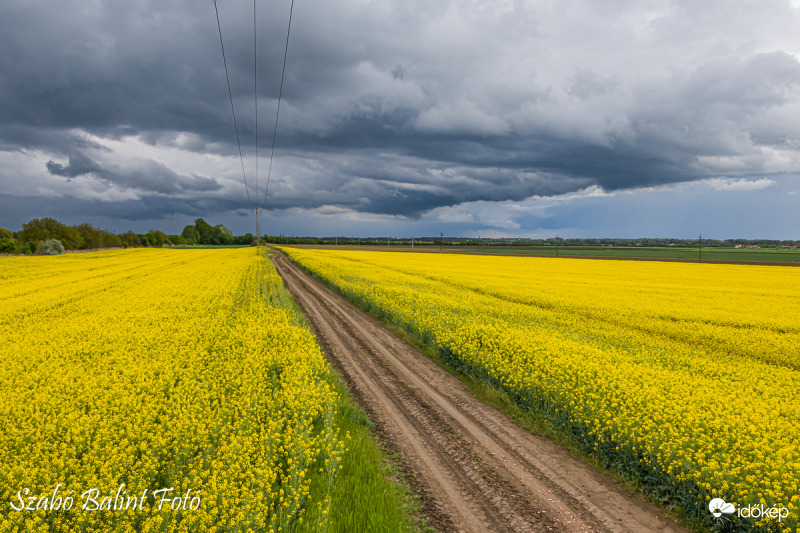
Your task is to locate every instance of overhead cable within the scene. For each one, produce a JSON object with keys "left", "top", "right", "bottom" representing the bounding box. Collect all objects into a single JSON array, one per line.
[
  {"left": 262, "top": 0, "right": 295, "bottom": 209},
  {"left": 213, "top": 0, "right": 255, "bottom": 219}
]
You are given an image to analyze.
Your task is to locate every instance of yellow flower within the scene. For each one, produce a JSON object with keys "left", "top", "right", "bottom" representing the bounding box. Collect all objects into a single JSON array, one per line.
[{"left": 1, "top": 249, "right": 344, "bottom": 532}]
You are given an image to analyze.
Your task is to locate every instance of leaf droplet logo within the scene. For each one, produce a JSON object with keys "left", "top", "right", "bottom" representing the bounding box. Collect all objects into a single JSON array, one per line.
[{"left": 709, "top": 498, "right": 736, "bottom": 521}]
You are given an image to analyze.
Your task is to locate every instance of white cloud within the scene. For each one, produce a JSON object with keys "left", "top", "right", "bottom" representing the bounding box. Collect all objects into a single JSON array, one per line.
[
  {"left": 434, "top": 208, "right": 475, "bottom": 224},
  {"left": 705, "top": 177, "right": 776, "bottom": 191}
]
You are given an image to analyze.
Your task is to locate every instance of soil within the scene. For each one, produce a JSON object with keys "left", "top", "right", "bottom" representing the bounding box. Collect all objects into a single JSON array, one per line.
[{"left": 272, "top": 252, "right": 693, "bottom": 533}]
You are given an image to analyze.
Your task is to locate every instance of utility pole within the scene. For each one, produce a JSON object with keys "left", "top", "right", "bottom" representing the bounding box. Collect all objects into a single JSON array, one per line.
[
  {"left": 440, "top": 233, "right": 444, "bottom": 252},
  {"left": 556, "top": 234, "right": 560, "bottom": 257},
  {"left": 699, "top": 233, "right": 702, "bottom": 262},
  {"left": 412, "top": 237, "right": 414, "bottom": 250},
  {"left": 255, "top": 208, "right": 261, "bottom": 256}
]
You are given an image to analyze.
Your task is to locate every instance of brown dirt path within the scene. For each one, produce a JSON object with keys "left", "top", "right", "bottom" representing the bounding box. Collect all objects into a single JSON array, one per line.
[{"left": 272, "top": 252, "right": 694, "bottom": 533}]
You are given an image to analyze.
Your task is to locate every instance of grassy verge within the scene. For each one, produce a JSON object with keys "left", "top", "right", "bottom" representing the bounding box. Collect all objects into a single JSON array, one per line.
[{"left": 302, "top": 370, "right": 434, "bottom": 533}]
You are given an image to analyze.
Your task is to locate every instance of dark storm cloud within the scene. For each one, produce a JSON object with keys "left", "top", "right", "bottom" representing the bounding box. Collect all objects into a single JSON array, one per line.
[
  {"left": 46, "top": 152, "right": 104, "bottom": 178},
  {"left": 0, "top": 5, "right": 223, "bottom": 137},
  {"left": 1, "top": 0, "right": 800, "bottom": 226},
  {"left": 251, "top": 147, "right": 597, "bottom": 218},
  {"left": 0, "top": 125, "right": 109, "bottom": 155},
  {"left": 0, "top": 192, "right": 246, "bottom": 224}
]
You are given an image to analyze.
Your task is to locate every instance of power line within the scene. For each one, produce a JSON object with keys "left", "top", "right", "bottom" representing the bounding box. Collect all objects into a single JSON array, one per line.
[
  {"left": 214, "top": 0, "right": 294, "bottom": 242},
  {"left": 261, "top": 0, "right": 295, "bottom": 208},
  {"left": 213, "top": 0, "right": 254, "bottom": 219},
  {"left": 253, "top": 0, "right": 260, "bottom": 246}
]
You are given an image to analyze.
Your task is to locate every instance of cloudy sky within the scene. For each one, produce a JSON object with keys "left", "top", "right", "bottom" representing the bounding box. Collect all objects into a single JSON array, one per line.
[{"left": 1, "top": 0, "right": 799, "bottom": 239}]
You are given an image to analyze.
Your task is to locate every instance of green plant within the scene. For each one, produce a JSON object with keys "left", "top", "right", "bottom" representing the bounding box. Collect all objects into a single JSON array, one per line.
[
  {"left": 35, "top": 238, "right": 65, "bottom": 255},
  {"left": 0, "top": 239, "right": 15, "bottom": 254}
]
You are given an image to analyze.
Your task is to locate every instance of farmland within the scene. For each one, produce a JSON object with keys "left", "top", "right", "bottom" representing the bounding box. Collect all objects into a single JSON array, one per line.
[
  {"left": 280, "top": 248, "right": 800, "bottom": 532},
  {"left": 0, "top": 249, "right": 416, "bottom": 533},
  {"left": 450, "top": 245, "right": 800, "bottom": 263},
  {"left": 283, "top": 244, "right": 800, "bottom": 264}
]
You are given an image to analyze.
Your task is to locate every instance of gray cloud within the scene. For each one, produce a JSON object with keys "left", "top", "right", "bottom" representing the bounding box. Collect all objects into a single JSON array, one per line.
[
  {"left": 0, "top": 192, "right": 247, "bottom": 224},
  {"left": 46, "top": 152, "right": 103, "bottom": 178},
  {"left": 568, "top": 71, "right": 620, "bottom": 100},
  {"left": 1, "top": 0, "right": 800, "bottom": 232}
]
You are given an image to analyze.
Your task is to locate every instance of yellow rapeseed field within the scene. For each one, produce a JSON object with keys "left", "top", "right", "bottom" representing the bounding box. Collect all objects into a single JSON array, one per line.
[
  {"left": 281, "top": 248, "right": 800, "bottom": 532},
  {"left": 0, "top": 249, "right": 344, "bottom": 533}
]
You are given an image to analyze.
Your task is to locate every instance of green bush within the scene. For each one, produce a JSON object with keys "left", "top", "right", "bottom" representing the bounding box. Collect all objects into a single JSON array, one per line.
[
  {"left": 0, "top": 239, "right": 16, "bottom": 253},
  {"left": 18, "top": 242, "right": 34, "bottom": 255},
  {"left": 35, "top": 239, "right": 65, "bottom": 255}
]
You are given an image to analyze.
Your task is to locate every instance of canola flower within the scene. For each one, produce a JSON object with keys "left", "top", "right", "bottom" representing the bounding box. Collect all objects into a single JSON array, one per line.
[
  {"left": 0, "top": 248, "right": 344, "bottom": 533},
  {"left": 280, "top": 248, "right": 800, "bottom": 532}
]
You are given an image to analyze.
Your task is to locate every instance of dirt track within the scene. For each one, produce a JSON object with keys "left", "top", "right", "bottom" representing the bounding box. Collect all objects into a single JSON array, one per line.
[{"left": 272, "top": 252, "right": 693, "bottom": 533}]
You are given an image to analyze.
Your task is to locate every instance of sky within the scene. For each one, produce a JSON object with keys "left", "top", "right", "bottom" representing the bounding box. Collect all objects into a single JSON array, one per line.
[{"left": 1, "top": 0, "right": 799, "bottom": 239}]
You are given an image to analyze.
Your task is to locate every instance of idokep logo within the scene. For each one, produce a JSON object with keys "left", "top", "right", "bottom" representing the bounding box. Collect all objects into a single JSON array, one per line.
[
  {"left": 709, "top": 498, "right": 735, "bottom": 521},
  {"left": 709, "top": 498, "right": 790, "bottom": 523}
]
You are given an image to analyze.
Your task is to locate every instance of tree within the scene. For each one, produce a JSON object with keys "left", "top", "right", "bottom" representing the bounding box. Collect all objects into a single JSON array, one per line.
[
  {"left": 233, "top": 233, "right": 254, "bottom": 245},
  {"left": 119, "top": 231, "right": 141, "bottom": 247},
  {"left": 181, "top": 225, "right": 199, "bottom": 243},
  {"left": 145, "top": 230, "right": 167, "bottom": 247},
  {"left": 0, "top": 228, "right": 13, "bottom": 241},
  {"left": 18, "top": 218, "right": 82, "bottom": 249},
  {"left": 194, "top": 218, "right": 214, "bottom": 244},
  {"left": 215, "top": 224, "right": 232, "bottom": 238},
  {"left": 18, "top": 218, "right": 52, "bottom": 243},
  {"left": 74, "top": 223, "right": 120, "bottom": 249},
  {"left": 214, "top": 224, "right": 233, "bottom": 245}
]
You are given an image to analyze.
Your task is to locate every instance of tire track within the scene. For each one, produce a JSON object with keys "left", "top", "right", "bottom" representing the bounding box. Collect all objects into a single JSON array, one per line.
[{"left": 272, "top": 252, "right": 692, "bottom": 533}]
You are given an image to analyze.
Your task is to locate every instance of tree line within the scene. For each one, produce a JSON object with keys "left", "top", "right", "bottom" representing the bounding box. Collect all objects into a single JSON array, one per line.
[
  {"left": 180, "top": 219, "right": 253, "bottom": 246},
  {"left": 0, "top": 218, "right": 255, "bottom": 255}
]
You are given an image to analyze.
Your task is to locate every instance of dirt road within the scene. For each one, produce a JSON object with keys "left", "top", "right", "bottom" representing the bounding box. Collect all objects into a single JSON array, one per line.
[{"left": 272, "top": 252, "right": 692, "bottom": 533}]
